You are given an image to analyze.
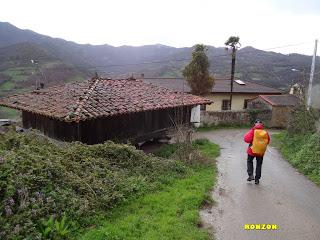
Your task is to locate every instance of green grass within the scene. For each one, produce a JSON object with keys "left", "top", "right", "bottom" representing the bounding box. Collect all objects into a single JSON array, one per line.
[
  {"left": 0, "top": 132, "right": 193, "bottom": 239},
  {"left": 0, "top": 67, "right": 36, "bottom": 91},
  {"left": 79, "top": 139, "right": 220, "bottom": 240},
  {"left": 0, "top": 107, "right": 21, "bottom": 119},
  {"left": 2, "top": 67, "right": 36, "bottom": 82},
  {"left": 65, "top": 74, "right": 86, "bottom": 83},
  {"left": 80, "top": 168, "right": 215, "bottom": 240},
  {"left": 0, "top": 81, "right": 15, "bottom": 90},
  {"left": 272, "top": 132, "right": 320, "bottom": 185},
  {"left": 153, "top": 143, "right": 177, "bottom": 158},
  {"left": 42, "top": 61, "right": 63, "bottom": 68},
  {"left": 0, "top": 132, "right": 219, "bottom": 239},
  {"left": 270, "top": 131, "right": 286, "bottom": 148},
  {"left": 193, "top": 139, "right": 220, "bottom": 159},
  {"left": 154, "top": 139, "right": 220, "bottom": 160},
  {"left": 197, "top": 123, "right": 251, "bottom": 132}
]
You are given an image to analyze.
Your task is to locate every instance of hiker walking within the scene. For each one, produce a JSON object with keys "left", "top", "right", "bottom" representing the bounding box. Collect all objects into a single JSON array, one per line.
[{"left": 244, "top": 119, "right": 270, "bottom": 184}]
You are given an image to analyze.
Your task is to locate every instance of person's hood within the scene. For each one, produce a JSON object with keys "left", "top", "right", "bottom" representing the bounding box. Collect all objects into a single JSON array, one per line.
[{"left": 253, "top": 123, "right": 264, "bottom": 129}]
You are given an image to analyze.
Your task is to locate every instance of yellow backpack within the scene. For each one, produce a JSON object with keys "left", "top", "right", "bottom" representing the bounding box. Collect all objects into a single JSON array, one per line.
[{"left": 251, "top": 129, "right": 268, "bottom": 155}]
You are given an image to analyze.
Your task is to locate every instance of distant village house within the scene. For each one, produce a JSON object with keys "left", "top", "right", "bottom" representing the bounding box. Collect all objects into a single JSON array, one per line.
[
  {"left": 140, "top": 77, "right": 282, "bottom": 111},
  {"left": 248, "top": 94, "right": 300, "bottom": 128}
]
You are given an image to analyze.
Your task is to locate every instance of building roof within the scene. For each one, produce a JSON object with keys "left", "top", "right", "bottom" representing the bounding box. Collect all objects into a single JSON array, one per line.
[
  {"left": 0, "top": 78, "right": 212, "bottom": 122},
  {"left": 259, "top": 94, "right": 300, "bottom": 106},
  {"left": 140, "top": 77, "right": 282, "bottom": 94}
]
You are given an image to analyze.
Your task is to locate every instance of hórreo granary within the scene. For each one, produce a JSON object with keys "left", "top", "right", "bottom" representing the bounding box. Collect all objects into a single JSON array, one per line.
[{"left": 0, "top": 77, "right": 212, "bottom": 144}]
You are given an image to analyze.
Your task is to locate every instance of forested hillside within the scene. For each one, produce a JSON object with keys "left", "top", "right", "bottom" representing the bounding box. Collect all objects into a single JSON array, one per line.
[{"left": 0, "top": 21, "right": 319, "bottom": 97}]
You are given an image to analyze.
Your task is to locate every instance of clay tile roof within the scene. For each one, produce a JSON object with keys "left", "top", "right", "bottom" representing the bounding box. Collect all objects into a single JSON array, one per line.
[
  {"left": 0, "top": 78, "right": 212, "bottom": 122},
  {"left": 259, "top": 94, "right": 300, "bottom": 106},
  {"left": 140, "top": 77, "right": 282, "bottom": 94}
]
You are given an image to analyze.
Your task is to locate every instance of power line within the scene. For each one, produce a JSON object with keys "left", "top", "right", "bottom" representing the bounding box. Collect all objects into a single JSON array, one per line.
[
  {"left": 313, "top": 70, "right": 320, "bottom": 76},
  {"left": 257, "top": 42, "right": 312, "bottom": 52}
]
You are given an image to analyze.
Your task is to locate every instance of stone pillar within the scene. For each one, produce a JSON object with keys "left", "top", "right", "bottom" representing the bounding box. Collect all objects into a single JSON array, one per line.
[{"left": 190, "top": 105, "right": 201, "bottom": 127}]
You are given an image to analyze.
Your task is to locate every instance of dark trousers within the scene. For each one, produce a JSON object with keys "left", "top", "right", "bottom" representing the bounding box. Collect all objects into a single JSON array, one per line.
[{"left": 247, "top": 155, "right": 264, "bottom": 180}]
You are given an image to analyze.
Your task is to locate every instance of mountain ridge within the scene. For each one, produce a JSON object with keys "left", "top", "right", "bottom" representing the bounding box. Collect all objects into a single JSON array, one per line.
[{"left": 0, "top": 21, "right": 319, "bottom": 95}]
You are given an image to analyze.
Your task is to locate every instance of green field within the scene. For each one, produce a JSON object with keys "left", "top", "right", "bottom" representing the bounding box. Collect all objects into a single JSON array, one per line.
[
  {"left": 0, "top": 61, "right": 86, "bottom": 96},
  {"left": 2, "top": 67, "right": 36, "bottom": 82},
  {"left": 66, "top": 74, "right": 86, "bottom": 83},
  {"left": 0, "top": 107, "right": 21, "bottom": 119},
  {"left": 0, "top": 81, "right": 15, "bottom": 90}
]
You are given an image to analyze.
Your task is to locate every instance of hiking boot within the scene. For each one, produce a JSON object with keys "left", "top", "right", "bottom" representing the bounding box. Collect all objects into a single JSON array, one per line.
[
  {"left": 247, "top": 176, "right": 254, "bottom": 181},
  {"left": 255, "top": 179, "right": 260, "bottom": 185}
]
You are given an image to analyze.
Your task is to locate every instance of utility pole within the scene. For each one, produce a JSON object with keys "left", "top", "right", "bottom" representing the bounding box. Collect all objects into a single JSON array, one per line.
[
  {"left": 31, "top": 59, "right": 39, "bottom": 89},
  {"left": 225, "top": 36, "right": 241, "bottom": 110},
  {"left": 307, "top": 39, "right": 318, "bottom": 110}
]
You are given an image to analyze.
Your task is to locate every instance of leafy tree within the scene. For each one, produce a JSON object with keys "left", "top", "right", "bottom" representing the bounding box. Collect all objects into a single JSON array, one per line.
[
  {"left": 225, "top": 36, "right": 241, "bottom": 49},
  {"left": 182, "top": 44, "right": 214, "bottom": 95}
]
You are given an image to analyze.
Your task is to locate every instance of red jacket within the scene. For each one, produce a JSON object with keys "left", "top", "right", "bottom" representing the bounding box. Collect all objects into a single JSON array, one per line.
[{"left": 244, "top": 123, "right": 270, "bottom": 156}]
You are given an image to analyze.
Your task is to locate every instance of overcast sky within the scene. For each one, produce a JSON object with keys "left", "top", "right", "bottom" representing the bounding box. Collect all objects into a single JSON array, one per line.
[{"left": 1, "top": 0, "right": 319, "bottom": 54}]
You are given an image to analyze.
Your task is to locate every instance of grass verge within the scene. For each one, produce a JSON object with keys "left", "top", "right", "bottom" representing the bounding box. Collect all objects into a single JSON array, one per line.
[
  {"left": 79, "top": 139, "right": 220, "bottom": 240},
  {"left": 272, "top": 131, "right": 320, "bottom": 185}
]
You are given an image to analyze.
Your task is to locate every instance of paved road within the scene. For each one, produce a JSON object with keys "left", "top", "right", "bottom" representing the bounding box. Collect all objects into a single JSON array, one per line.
[{"left": 197, "top": 129, "right": 320, "bottom": 240}]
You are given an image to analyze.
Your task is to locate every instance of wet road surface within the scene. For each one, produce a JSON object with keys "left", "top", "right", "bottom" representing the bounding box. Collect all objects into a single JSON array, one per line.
[{"left": 197, "top": 129, "right": 320, "bottom": 240}]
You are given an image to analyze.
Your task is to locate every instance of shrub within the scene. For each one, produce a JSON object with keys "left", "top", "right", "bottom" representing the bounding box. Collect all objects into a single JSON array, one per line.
[
  {"left": 274, "top": 131, "right": 320, "bottom": 185},
  {"left": 291, "top": 134, "right": 320, "bottom": 176},
  {"left": 0, "top": 131, "right": 189, "bottom": 239},
  {"left": 287, "top": 105, "right": 319, "bottom": 135}
]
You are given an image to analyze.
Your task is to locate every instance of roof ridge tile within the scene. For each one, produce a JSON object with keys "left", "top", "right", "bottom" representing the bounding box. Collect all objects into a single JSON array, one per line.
[{"left": 65, "top": 78, "right": 100, "bottom": 121}]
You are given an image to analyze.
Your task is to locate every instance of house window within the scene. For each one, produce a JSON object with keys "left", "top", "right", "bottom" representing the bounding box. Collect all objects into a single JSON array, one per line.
[
  {"left": 243, "top": 99, "right": 250, "bottom": 109},
  {"left": 200, "top": 105, "right": 206, "bottom": 111},
  {"left": 221, "top": 99, "right": 231, "bottom": 110}
]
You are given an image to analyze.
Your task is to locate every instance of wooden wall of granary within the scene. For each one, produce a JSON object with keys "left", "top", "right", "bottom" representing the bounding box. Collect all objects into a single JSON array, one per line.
[
  {"left": 22, "top": 106, "right": 192, "bottom": 144},
  {"left": 79, "top": 106, "right": 192, "bottom": 144},
  {"left": 22, "top": 111, "right": 80, "bottom": 141}
]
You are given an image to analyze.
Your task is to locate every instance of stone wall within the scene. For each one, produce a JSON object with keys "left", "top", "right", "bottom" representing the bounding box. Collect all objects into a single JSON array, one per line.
[
  {"left": 201, "top": 109, "right": 272, "bottom": 127},
  {"left": 247, "top": 109, "right": 272, "bottom": 127},
  {"left": 201, "top": 110, "right": 249, "bottom": 126},
  {"left": 270, "top": 106, "right": 292, "bottom": 128},
  {"left": 247, "top": 98, "right": 273, "bottom": 127}
]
